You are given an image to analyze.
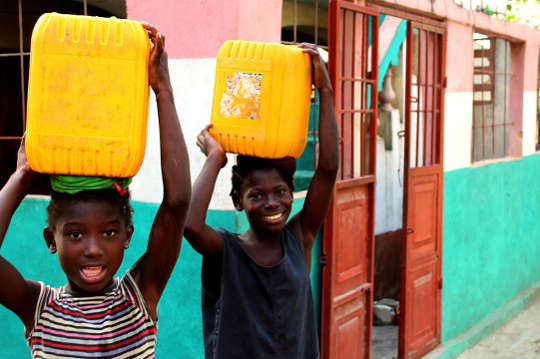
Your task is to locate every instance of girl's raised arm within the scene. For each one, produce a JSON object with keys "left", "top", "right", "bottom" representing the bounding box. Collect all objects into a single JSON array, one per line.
[
  {"left": 0, "top": 138, "right": 42, "bottom": 330},
  {"left": 183, "top": 125, "right": 227, "bottom": 256},
  {"left": 130, "top": 23, "right": 191, "bottom": 320},
  {"left": 290, "top": 43, "right": 339, "bottom": 261}
]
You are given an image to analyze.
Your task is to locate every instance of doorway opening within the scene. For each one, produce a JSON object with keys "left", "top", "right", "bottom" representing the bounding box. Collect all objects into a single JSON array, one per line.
[
  {"left": 373, "top": 14, "right": 445, "bottom": 359},
  {"left": 372, "top": 13, "right": 407, "bottom": 359}
]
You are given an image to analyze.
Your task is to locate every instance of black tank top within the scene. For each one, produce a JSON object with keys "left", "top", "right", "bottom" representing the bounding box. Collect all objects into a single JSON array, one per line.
[{"left": 202, "top": 224, "right": 319, "bottom": 359}]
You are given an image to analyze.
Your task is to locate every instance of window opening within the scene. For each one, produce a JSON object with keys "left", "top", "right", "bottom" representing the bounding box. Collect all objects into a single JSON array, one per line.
[{"left": 472, "top": 32, "right": 512, "bottom": 162}]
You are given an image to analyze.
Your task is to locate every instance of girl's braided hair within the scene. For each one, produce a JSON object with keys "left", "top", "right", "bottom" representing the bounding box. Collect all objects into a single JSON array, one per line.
[
  {"left": 46, "top": 188, "right": 133, "bottom": 228},
  {"left": 230, "top": 155, "right": 296, "bottom": 196}
]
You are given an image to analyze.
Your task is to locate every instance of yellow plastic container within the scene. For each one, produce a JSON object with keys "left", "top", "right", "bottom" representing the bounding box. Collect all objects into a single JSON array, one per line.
[
  {"left": 210, "top": 40, "right": 312, "bottom": 159},
  {"left": 25, "top": 13, "right": 150, "bottom": 177}
]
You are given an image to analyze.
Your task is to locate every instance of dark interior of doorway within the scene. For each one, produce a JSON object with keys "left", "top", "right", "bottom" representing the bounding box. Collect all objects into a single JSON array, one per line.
[{"left": 373, "top": 229, "right": 401, "bottom": 359}]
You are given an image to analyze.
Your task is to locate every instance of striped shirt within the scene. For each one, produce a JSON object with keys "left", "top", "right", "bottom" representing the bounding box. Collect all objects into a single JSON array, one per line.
[{"left": 27, "top": 272, "right": 156, "bottom": 358}]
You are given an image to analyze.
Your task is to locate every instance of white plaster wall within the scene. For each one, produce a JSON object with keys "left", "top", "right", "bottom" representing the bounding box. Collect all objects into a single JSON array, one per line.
[
  {"left": 130, "top": 58, "right": 237, "bottom": 210},
  {"left": 443, "top": 92, "right": 473, "bottom": 172},
  {"left": 522, "top": 91, "right": 538, "bottom": 156},
  {"left": 375, "top": 109, "right": 404, "bottom": 235}
]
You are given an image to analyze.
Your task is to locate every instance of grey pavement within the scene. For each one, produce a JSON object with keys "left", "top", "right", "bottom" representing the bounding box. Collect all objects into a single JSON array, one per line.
[
  {"left": 455, "top": 295, "right": 540, "bottom": 359},
  {"left": 372, "top": 324, "right": 398, "bottom": 359}
]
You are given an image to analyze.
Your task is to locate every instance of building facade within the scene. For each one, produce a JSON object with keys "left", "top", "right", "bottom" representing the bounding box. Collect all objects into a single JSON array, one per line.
[{"left": 0, "top": 0, "right": 538, "bottom": 358}]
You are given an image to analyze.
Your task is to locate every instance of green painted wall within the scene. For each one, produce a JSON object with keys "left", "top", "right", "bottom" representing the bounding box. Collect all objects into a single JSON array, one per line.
[
  {"left": 0, "top": 196, "right": 320, "bottom": 358},
  {"left": 441, "top": 154, "right": 540, "bottom": 342}
]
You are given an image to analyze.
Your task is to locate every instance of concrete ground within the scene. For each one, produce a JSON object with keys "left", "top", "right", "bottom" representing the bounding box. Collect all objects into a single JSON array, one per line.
[
  {"left": 372, "top": 324, "right": 398, "bottom": 359},
  {"left": 455, "top": 295, "right": 540, "bottom": 359}
]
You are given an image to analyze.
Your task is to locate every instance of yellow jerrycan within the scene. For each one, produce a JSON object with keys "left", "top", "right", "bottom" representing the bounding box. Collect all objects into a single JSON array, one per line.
[
  {"left": 210, "top": 40, "right": 312, "bottom": 159},
  {"left": 25, "top": 13, "right": 150, "bottom": 177}
]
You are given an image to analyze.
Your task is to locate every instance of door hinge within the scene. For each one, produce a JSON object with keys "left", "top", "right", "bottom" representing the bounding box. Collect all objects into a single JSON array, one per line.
[
  {"left": 319, "top": 254, "right": 328, "bottom": 266},
  {"left": 442, "top": 76, "right": 448, "bottom": 89},
  {"left": 438, "top": 278, "right": 443, "bottom": 289}
]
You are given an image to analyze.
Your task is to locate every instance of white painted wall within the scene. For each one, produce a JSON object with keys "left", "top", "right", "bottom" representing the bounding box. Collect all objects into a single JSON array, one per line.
[
  {"left": 375, "top": 109, "right": 404, "bottom": 235},
  {"left": 522, "top": 91, "right": 538, "bottom": 156},
  {"left": 443, "top": 92, "right": 474, "bottom": 172},
  {"left": 130, "top": 58, "right": 237, "bottom": 210}
]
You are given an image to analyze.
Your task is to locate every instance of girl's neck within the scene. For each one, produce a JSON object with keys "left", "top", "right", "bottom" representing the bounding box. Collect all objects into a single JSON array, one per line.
[
  {"left": 241, "top": 227, "right": 282, "bottom": 244},
  {"left": 65, "top": 279, "right": 116, "bottom": 297}
]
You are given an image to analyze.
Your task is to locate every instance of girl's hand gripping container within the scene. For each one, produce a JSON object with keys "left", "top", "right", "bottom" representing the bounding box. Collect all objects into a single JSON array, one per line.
[
  {"left": 210, "top": 40, "right": 312, "bottom": 159},
  {"left": 25, "top": 13, "right": 150, "bottom": 177}
]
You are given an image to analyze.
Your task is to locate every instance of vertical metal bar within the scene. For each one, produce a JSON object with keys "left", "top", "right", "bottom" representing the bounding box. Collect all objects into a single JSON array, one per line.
[
  {"left": 431, "top": 32, "right": 437, "bottom": 165},
  {"left": 370, "top": 14, "right": 379, "bottom": 175},
  {"left": 492, "top": 38, "right": 496, "bottom": 157},
  {"left": 360, "top": 14, "right": 367, "bottom": 177},
  {"left": 314, "top": 0, "right": 319, "bottom": 45},
  {"left": 481, "top": 39, "right": 486, "bottom": 160},
  {"left": 359, "top": 14, "right": 366, "bottom": 177},
  {"left": 472, "top": 38, "right": 476, "bottom": 161},
  {"left": 345, "top": 9, "right": 352, "bottom": 179},
  {"left": 422, "top": 30, "right": 429, "bottom": 167},
  {"left": 340, "top": 8, "right": 346, "bottom": 179},
  {"left": 293, "top": 0, "right": 297, "bottom": 43},
  {"left": 351, "top": 12, "right": 356, "bottom": 177},
  {"left": 415, "top": 27, "right": 421, "bottom": 168},
  {"left": 422, "top": 29, "right": 428, "bottom": 167},
  {"left": 84, "top": 0, "right": 88, "bottom": 15},
  {"left": 471, "top": 43, "right": 474, "bottom": 160},
  {"left": 18, "top": 0, "right": 26, "bottom": 129},
  {"left": 503, "top": 39, "right": 508, "bottom": 156}
]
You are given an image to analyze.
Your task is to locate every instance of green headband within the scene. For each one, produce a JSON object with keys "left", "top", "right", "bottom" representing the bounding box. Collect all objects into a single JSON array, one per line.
[{"left": 50, "top": 175, "right": 132, "bottom": 195}]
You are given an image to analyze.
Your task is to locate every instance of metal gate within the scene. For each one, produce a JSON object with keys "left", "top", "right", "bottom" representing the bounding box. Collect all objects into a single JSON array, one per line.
[
  {"left": 320, "top": 1, "right": 378, "bottom": 358},
  {"left": 399, "top": 20, "right": 445, "bottom": 359}
]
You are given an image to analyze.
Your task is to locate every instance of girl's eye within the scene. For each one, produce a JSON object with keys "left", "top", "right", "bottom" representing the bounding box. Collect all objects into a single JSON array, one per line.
[
  {"left": 103, "top": 230, "right": 117, "bottom": 237},
  {"left": 249, "top": 193, "right": 263, "bottom": 201},
  {"left": 68, "top": 231, "right": 83, "bottom": 240},
  {"left": 275, "top": 189, "right": 290, "bottom": 197}
]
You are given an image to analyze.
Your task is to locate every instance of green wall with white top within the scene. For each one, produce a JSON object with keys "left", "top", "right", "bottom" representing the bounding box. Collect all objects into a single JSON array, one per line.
[{"left": 441, "top": 154, "right": 540, "bottom": 343}]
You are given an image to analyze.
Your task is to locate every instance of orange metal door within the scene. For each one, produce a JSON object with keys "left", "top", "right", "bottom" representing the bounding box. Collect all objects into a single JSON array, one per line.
[
  {"left": 321, "top": 2, "right": 378, "bottom": 358},
  {"left": 399, "top": 21, "right": 445, "bottom": 359}
]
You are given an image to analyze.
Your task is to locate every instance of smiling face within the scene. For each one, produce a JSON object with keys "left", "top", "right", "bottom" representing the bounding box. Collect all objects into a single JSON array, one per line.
[
  {"left": 234, "top": 167, "right": 293, "bottom": 233},
  {"left": 44, "top": 199, "right": 133, "bottom": 295}
]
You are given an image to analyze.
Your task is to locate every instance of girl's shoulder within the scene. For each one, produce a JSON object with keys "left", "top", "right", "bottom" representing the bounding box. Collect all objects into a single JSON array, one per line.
[{"left": 215, "top": 227, "right": 239, "bottom": 246}]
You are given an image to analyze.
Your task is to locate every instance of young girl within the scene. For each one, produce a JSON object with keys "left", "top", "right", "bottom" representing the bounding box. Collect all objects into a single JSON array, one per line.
[
  {"left": 185, "top": 43, "right": 338, "bottom": 358},
  {"left": 0, "top": 23, "right": 190, "bottom": 358}
]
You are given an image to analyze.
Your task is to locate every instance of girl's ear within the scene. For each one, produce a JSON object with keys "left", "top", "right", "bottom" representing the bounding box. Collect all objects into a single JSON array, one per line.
[
  {"left": 231, "top": 190, "right": 243, "bottom": 211},
  {"left": 124, "top": 225, "right": 134, "bottom": 249},
  {"left": 43, "top": 227, "right": 57, "bottom": 254}
]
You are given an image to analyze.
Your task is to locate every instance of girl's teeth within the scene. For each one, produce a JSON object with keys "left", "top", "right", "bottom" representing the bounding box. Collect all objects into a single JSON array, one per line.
[
  {"left": 266, "top": 214, "right": 281, "bottom": 220},
  {"left": 82, "top": 266, "right": 102, "bottom": 277}
]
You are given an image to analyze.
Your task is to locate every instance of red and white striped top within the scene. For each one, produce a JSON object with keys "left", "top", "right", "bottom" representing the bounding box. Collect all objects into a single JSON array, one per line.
[{"left": 27, "top": 272, "right": 156, "bottom": 358}]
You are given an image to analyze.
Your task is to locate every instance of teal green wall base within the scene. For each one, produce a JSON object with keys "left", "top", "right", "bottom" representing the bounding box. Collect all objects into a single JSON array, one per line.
[
  {"left": 424, "top": 279, "right": 540, "bottom": 359},
  {"left": 441, "top": 154, "right": 540, "bottom": 343},
  {"left": 0, "top": 195, "right": 319, "bottom": 358}
]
